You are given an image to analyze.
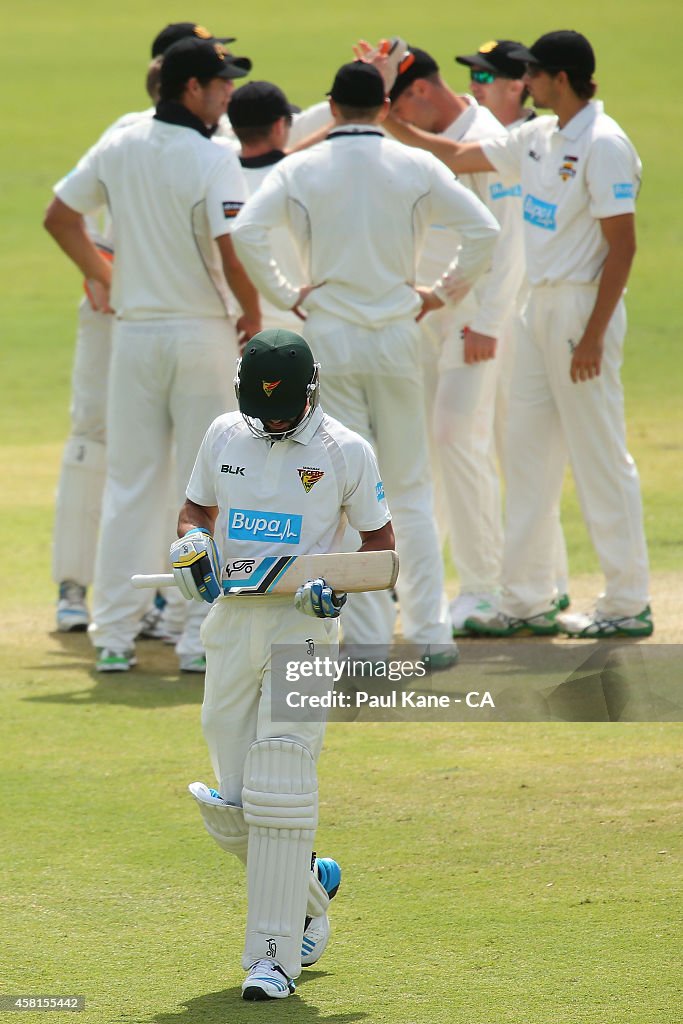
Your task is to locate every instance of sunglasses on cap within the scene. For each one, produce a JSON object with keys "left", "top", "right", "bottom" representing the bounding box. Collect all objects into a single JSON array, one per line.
[{"left": 470, "top": 68, "right": 497, "bottom": 84}]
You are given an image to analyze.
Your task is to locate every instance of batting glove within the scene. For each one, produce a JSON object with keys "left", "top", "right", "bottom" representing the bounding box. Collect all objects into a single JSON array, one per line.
[
  {"left": 294, "top": 578, "right": 347, "bottom": 619},
  {"left": 170, "top": 528, "right": 222, "bottom": 604}
]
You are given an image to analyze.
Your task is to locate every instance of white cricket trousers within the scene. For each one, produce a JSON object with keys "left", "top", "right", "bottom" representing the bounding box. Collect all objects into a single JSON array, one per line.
[
  {"left": 52, "top": 299, "right": 110, "bottom": 586},
  {"left": 501, "top": 284, "right": 649, "bottom": 618},
  {"left": 303, "top": 312, "right": 451, "bottom": 650},
  {"left": 200, "top": 597, "right": 338, "bottom": 805},
  {"left": 90, "top": 318, "right": 236, "bottom": 652}
]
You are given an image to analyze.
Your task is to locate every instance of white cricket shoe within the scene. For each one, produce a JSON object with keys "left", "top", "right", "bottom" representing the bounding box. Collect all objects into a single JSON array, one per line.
[
  {"left": 558, "top": 605, "right": 653, "bottom": 639},
  {"left": 450, "top": 592, "right": 497, "bottom": 636},
  {"left": 241, "top": 960, "right": 295, "bottom": 1001},
  {"left": 56, "top": 581, "right": 89, "bottom": 633},
  {"left": 179, "top": 654, "right": 206, "bottom": 674},
  {"left": 95, "top": 648, "right": 137, "bottom": 672},
  {"left": 301, "top": 914, "right": 330, "bottom": 966}
]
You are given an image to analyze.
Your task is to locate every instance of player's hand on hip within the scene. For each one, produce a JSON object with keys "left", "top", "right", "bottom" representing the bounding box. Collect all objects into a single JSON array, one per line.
[
  {"left": 84, "top": 278, "right": 114, "bottom": 314},
  {"left": 415, "top": 287, "right": 444, "bottom": 322},
  {"left": 462, "top": 327, "right": 497, "bottom": 364},
  {"left": 292, "top": 281, "right": 327, "bottom": 321},
  {"left": 295, "top": 578, "right": 347, "bottom": 618},
  {"left": 235, "top": 313, "right": 262, "bottom": 350},
  {"left": 570, "top": 331, "right": 604, "bottom": 383},
  {"left": 170, "top": 528, "right": 222, "bottom": 604}
]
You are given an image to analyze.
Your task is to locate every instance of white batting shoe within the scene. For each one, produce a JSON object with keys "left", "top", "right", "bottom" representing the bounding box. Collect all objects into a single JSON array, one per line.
[
  {"left": 56, "top": 581, "right": 89, "bottom": 633},
  {"left": 301, "top": 914, "right": 330, "bottom": 966},
  {"left": 450, "top": 592, "right": 497, "bottom": 636},
  {"left": 241, "top": 960, "right": 295, "bottom": 1001}
]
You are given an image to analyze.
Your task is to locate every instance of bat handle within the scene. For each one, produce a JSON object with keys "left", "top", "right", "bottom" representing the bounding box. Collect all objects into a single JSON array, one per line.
[{"left": 131, "top": 573, "right": 176, "bottom": 589}]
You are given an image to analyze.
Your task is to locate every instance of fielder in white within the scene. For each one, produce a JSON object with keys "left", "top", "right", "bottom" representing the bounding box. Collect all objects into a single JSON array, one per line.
[
  {"left": 227, "top": 80, "right": 307, "bottom": 334},
  {"left": 385, "top": 44, "right": 525, "bottom": 634},
  {"left": 389, "top": 31, "right": 651, "bottom": 638},
  {"left": 231, "top": 60, "right": 500, "bottom": 664},
  {"left": 52, "top": 21, "right": 251, "bottom": 637},
  {"left": 170, "top": 329, "right": 394, "bottom": 999},
  {"left": 45, "top": 37, "right": 261, "bottom": 672}
]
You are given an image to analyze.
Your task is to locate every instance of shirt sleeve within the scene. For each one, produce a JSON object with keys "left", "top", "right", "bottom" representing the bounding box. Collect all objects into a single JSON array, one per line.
[
  {"left": 586, "top": 134, "right": 641, "bottom": 219},
  {"left": 185, "top": 421, "right": 221, "bottom": 508},
  {"left": 424, "top": 158, "right": 500, "bottom": 307},
  {"left": 468, "top": 176, "right": 526, "bottom": 337},
  {"left": 480, "top": 123, "right": 526, "bottom": 182},
  {"left": 230, "top": 163, "right": 302, "bottom": 309},
  {"left": 342, "top": 437, "right": 392, "bottom": 534},
  {"left": 207, "top": 147, "right": 248, "bottom": 240},
  {"left": 54, "top": 142, "right": 107, "bottom": 214}
]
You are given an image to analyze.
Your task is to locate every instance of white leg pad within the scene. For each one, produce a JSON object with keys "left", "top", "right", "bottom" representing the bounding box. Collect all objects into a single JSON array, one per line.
[
  {"left": 188, "top": 782, "right": 248, "bottom": 864},
  {"left": 307, "top": 870, "right": 330, "bottom": 918},
  {"left": 52, "top": 437, "right": 106, "bottom": 586},
  {"left": 241, "top": 739, "right": 318, "bottom": 980}
]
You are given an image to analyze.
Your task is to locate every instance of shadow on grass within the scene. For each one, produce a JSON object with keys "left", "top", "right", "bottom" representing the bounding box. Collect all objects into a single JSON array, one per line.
[
  {"left": 138, "top": 975, "right": 368, "bottom": 1024},
  {"left": 22, "top": 633, "right": 203, "bottom": 708}
]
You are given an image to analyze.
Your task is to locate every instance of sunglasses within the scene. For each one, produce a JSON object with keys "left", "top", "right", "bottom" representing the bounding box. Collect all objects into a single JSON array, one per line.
[{"left": 470, "top": 68, "right": 497, "bottom": 84}]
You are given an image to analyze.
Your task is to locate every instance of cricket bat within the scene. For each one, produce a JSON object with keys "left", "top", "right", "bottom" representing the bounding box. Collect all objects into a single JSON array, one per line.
[{"left": 131, "top": 549, "right": 399, "bottom": 595}]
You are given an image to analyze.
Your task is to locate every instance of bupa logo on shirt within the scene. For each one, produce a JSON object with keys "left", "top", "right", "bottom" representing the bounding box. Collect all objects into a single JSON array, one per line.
[
  {"left": 376, "top": 481, "right": 385, "bottom": 502},
  {"left": 229, "top": 508, "right": 302, "bottom": 544},
  {"left": 222, "top": 201, "right": 243, "bottom": 219},
  {"left": 613, "top": 183, "right": 634, "bottom": 200},
  {"left": 523, "top": 194, "right": 557, "bottom": 231},
  {"left": 489, "top": 182, "right": 522, "bottom": 201}
]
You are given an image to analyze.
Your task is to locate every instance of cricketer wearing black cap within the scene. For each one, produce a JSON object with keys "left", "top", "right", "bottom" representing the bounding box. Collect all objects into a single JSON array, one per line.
[
  {"left": 455, "top": 40, "right": 527, "bottom": 80},
  {"left": 328, "top": 60, "right": 386, "bottom": 109},
  {"left": 388, "top": 46, "right": 439, "bottom": 103},
  {"left": 508, "top": 30, "right": 596, "bottom": 101},
  {"left": 151, "top": 22, "right": 237, "bottom": 58}
]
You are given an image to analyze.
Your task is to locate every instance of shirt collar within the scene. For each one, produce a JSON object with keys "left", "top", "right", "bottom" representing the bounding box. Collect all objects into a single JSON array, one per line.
[
  {"left": 289, "top": 404, "right": 325, "bottom": 444},
  {"left": 556, "top": 99, "right": 603, "bottom": 141},
  {"left": 448, "top": 94, "right": 479, "bottom": 140},
  {"left": 327, "top": 124, "right": 385, "bottom": 139},
  {"left": 154, "top": 100, "right": 215, "bottom": 139}
]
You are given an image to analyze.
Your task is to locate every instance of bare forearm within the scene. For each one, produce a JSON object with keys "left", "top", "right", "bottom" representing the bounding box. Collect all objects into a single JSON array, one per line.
[
  {"left": 584, "top": 243, "right": 635, "bottom": 342},
  {"left": 224, "top": 259, "right": 261, "bottom": 323},
  {"left": 44, "top": 199, "right": 112, "bottom": 285},
  {"left": 386, "top": 116, "right": 494, "bottom": 174},
  {"left": 358, "top": 522, "right": 395, "bottom": 552},
  {"left": 177, "top": 499, "right": 218, "bottom": 538}
]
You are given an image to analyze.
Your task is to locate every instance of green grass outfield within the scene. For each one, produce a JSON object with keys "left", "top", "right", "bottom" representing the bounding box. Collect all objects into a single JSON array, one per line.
[{"left": 1, "top": 2, "right": 682, "bottom": 1021}]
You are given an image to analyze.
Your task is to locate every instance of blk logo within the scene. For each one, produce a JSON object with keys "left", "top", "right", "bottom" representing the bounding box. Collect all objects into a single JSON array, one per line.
[{"left": 221, "top": 465, "right": 245, "bottom": 475}]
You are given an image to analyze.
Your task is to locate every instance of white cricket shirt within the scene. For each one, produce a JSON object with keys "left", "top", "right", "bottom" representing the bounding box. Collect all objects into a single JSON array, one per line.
[
  {"left": 481, "top": 100, "right": 641, "bottom": 286},
  {"left": 241, "top": 154, "right": 307, "bottom": 332},
  {"left": 55, "top": 117, "right": 247, "bottom": 320},
  {"left": 418, "top": 96, "right": 525, "bottom": 337},
  {"left": 186, "top": 406, "right": 391, "bottom": 575},
  {"left": 231, "top": 126, "right": 499, "bottom": 327}
]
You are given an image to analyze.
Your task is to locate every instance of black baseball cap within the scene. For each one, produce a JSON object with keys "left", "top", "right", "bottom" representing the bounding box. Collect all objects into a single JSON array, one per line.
[
  {"left": 228, "top": 81, "right": 298, "bottom": 128},
  {"left": 328, "top": 61, "right": 385, "bottom": 107},
  {"left": 455, "top": 40, "right": 527, "bottom": 80},
  {"left": 151, "top": 22, "right": 236, "bottom": 58},
  {"left": 160, "top": 38, "right": 250, "bottom": 93},
  {"left": 238, "top": 330, "right": 316, "bottom": 421},
  {"left": 389, "top": 45, "right": 439, "bottom": 102},
  {"left": 508, "top": 31, "right": 595, "bottom": 77}
]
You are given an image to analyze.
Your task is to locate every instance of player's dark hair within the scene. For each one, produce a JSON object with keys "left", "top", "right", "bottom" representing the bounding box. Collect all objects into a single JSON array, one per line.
[
  {"left": 233, "top": 118, "right": 290, "bottom": 146},
  {"left": 159, "top": 73, "right": 216, "bottom": 103},
  {"left": 335, "top": 102, "right": 384, "bottom": 122},
  {"left": 564, "top": 70, "right": 596, "bottom": 100}
]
